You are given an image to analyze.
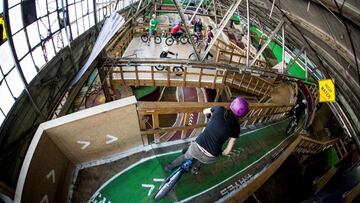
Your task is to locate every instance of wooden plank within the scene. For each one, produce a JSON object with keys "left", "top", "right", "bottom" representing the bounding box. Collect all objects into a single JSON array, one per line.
[
  {"left": 183, "top": 66, "right": 187, "bottom": 87},
  {"left": 152, "top": 113, "right": 160, "bottom": 143},
  {"left": 227, "top": 136, "right": 302, "bottom": 203}
]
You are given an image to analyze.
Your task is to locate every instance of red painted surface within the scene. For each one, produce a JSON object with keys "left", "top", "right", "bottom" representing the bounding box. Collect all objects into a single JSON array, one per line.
[{"left": 169, "top": 87, "right": 199, "bottom": 141}]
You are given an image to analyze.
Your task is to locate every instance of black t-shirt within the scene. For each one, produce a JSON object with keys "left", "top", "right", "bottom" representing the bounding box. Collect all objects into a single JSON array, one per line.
[{"left": 196, "top": 106, "right": 240, "bottom": 156}]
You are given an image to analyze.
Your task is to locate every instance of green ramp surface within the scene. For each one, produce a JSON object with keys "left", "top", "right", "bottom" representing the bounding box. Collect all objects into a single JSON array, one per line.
[{"left": 90, "top": 119, "right": 292, "bottom": 203}]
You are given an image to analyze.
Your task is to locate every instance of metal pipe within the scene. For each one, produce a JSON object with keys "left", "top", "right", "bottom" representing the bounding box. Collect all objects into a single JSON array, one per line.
[
  {"left": 249, "top": 19, "right": 284, "bottom": 67},
  {"left": 246, "top": 0, "right": 250, "bottom": 67},
  {"left": 282, "top": 24, "right": 285, "bottom": 74},
  {"left": 173, "top": 0, "right": 201, "bottom": 60},
  {"left": 188, "top": 0, "right": 205, "bottom": 24},
  {"left": 201, "top": 0, "right": 244, "bottom": 61}
]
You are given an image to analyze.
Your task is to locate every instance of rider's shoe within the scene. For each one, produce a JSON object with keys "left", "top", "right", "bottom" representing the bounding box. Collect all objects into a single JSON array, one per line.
[
  {"left": 191, "top": 166, "right": 199, "bottom": 175},
  {"left": 164, "top": 164, "right": 172, "bottom": 172}
]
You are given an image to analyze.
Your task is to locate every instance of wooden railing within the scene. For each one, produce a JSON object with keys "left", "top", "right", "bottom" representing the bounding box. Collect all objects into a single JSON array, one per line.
[
  {"left": 313, "top": 167, "right": 338, "bottom": 193},
  {"left": 216, "top": 50, "right": 269, "bottom": 70},
  {"left": 106, "top": 58, "right": 275, "bottom": 98},
  {"left": 293, "top": 135, "right": 340, "bottom": 155},
  {"left": 213, "top": 38, "right": 269, "bottom": 70},
  {"left": 137, "top": 102, "right": 292, "bottom": 143}
]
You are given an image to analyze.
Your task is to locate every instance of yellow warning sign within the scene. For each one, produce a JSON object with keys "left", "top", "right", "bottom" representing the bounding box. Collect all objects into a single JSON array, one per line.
[{"left": 319, "top": 79, "right": 335, "bottom": 102}]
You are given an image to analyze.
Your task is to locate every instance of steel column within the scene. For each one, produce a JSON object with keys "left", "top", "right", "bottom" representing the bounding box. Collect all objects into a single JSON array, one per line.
[
  {"left": 246, "top": 0, "right": 250, "bottom": 67},
  {"left": 286, "top": 47, "right": 305, "bottom": 70},
  {"left": 188, "top": 0, "right": 205, "bottom": 23},
  {"left": 173, "top": 0, "right": 201, "bottom": 60},
  {"left": 282, "top": 25, "right": 285, "bottom": 74},
  {"left": 249, "top": 19, "right": 284, "bottom": 67},
  {"left": 201, "top": 0, "right": 244, "bottom": 61}
]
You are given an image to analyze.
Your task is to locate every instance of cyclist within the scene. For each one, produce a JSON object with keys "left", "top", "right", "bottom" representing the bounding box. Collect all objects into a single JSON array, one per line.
[
  {"left": 204, "top": 25, "right": 214, "bottom": 59},
  {"left": 170, "top": 22, "right": 185, "bottom": 43},
  {"left": 148, "top": 14, "right": 159, "bottom": 45},
  {"left": 293, "top": 99, "right": 307, "bottom": 124},
  {"left": 194, "top": 18, "right": 203, "bottom": 39},
  {"left": 165, "top": 97, "right": 249, "bottom": 173}
]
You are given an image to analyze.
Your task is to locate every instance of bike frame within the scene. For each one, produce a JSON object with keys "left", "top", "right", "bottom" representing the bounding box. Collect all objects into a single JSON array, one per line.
[{"left": 153, "top": 159, "right": 193, "bottom": 202}]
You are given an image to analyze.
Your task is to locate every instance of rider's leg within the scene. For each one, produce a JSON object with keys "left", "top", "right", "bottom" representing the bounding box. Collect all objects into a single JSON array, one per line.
[{"left": 165, "top": 154, "right": 187, "bottom": 172}]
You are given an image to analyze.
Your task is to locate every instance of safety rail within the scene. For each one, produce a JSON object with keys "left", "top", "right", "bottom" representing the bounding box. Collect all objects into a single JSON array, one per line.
[
  {"left": 293, "top": 135, "right": 340, "bottom": 155},
  {"left": 137, "top": 102, "right": 292, "bottom": 143},
  {"left": 105, "top": 58, "right": 274, "bottom": 97},
  {"left": 216, "top": 49, "right": 269, "bottom": 70}
]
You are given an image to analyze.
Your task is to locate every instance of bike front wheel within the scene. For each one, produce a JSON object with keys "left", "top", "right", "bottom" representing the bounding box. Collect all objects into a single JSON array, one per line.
[
  {"left": 141, "top": 34, "right": 148, "bottom": 43},
  {"left": 155, "top": 36, "right": 162, "bottom": 44},
  {"left": 153, "top": 169, "right": 184, "bottom": 202},
  {"left": 285, "top": 119, "right": 297, "bottom": 135},
  {"left": 188, "top": 52, "right": 197, "bottom": 60},
  {"left": 165, "top": 37, "right": 174, "bottom": 46}
]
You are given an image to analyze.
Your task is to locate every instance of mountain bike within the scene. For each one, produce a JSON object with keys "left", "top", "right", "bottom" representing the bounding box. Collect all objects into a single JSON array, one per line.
[{"left": 153, "top": 159, "right": 194, "bottom": 202}]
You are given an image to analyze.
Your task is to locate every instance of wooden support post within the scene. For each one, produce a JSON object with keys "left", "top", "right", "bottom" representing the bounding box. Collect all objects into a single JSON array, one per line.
[
  {"left": 212, "top": 70, "right": 218, "bottom": 89},
  {"left": 151, "top": 66, "right": 155, "bottom": 86},
  {"left": 135, "top": 65, "right": 139, "bottom": 87},
  {"left": 199, "top": 68, "right": 203, "bottom": 87},
  {"left": 120, "top": 66, "right": 125, "bottom": 85},
  {"left": 152, "top": 113, "right": 160, "bottom": 143},
  {"left": 98, "top": 67, "right": 113, "bottom": 102},
  {"left": 167, "top": 66, "right": 170, "bottom": 87},
  {"left": 183, "top": 66, "right": 187, "bottom": 87},
  {"left": 214, "top": 87, "right": 223, "bottom": 102}
]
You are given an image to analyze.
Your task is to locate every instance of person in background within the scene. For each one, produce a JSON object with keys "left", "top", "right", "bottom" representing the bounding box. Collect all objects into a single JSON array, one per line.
[
  {"left": 204, "top": 25, "right": 214, "bottom": 59},
  {"left": 194, "top": 18, "right": 203, "bottom": 40},
  {"left": 170, "top": 22, "right": 185, "bottom": 43},
  {"left": 148, "top": 14, "right": 158, "bottom": 45}
]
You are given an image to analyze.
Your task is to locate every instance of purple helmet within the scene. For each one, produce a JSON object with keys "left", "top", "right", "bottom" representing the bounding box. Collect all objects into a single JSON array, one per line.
[{"left": 230, "top": 97, "right": 249, "bottom": 117}]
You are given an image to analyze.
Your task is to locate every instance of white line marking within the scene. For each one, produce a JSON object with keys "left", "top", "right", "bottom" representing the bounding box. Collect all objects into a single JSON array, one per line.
[
  {"left": 106, "top": 134, "right": 118, "bottom": 144},
  {"left": 46, "top": 169, "right": 55, "bottom": 183},
  {"left": 77, "top": 140, "right": 90, "bottom": 149},
  {"left": 153, "top": 178, "right": 165, "bottom": 182},
  {"left": 141, "top": 184, "right": 155, "bottom": 196}
]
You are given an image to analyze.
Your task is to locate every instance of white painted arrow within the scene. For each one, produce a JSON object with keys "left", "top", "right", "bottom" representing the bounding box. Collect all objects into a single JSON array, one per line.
[
  {"left": 106, "top": 134, "right": 118, "bottom": 144},
  {"left": 40, "top": 195, "right": 49, "bottom": 203},
  {"left": 46, "top": 169, "right": 55, "bottom": 183},
  {"left": 77, "top": 140, "right": 90, "bottom": 150},
  {"left": 141, "top": 184, "right": 155, "bottom": 196}
]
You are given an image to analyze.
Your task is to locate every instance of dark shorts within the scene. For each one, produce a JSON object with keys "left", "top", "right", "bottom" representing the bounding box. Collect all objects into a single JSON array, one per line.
[{"left": 149, "top": 30, "right": 156, "bottom": 37}]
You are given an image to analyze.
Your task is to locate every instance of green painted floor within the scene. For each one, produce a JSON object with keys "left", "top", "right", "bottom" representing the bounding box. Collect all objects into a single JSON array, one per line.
[{"left": 89, "top": 119, "right": 293, "bottom": 203}]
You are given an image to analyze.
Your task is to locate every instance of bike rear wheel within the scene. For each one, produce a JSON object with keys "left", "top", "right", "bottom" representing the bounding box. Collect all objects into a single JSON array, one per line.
[
  {"left": 165, "top": 37, "right": 174, "bottom": 46},
  {"left": 285, "top": 118, "right": 297, "bottom": 135},
  {"left": 141, "top": 34, "right": 148, "bottom": 42},
  {"left": 188, "top": 34, "right": 199, "bottom": 44},
  {"left": 153, "top": 169, "right": 184, "bottom": 202}
]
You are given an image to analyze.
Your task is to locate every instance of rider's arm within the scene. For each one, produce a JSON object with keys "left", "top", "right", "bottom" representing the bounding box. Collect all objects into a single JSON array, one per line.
[
  {"left": 222, "top": 138, "right": 237, "bottom": 156},
  {"left": 203, "top": 108, "right": 212, "bottom": 115}
]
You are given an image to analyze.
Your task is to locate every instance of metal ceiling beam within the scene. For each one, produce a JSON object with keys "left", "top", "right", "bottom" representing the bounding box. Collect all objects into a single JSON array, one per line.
[
  {"left": 188, "top": 0, "right": 205, "bottom": 23},
  {"left": 201, "top": 0, "right": 244, "bottom": 61},
  {"left": 249, "top": 19, "right": 284, "bottom": 67},
  {"left": 173, "top": 0, "right": 201, "bottom": 60}
]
